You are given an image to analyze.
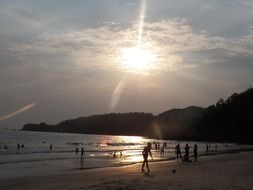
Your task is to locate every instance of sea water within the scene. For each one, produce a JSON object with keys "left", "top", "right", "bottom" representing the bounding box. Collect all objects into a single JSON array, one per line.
[{"left": 0, "top": 129, "right": 237, "bottom": 178}]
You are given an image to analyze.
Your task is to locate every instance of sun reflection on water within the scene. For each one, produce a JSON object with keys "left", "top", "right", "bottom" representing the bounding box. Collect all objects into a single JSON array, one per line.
[{"left": 114, "top": 135, "right": 145, "bottom": 144}]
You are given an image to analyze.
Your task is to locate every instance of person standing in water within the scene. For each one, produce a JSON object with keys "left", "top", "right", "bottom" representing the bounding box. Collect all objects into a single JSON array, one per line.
[
  {"left": 81, "top": 148, "right": 85, "bottom": 161},
  {"left": 193, "top": 144, "right": 198, "bottom": 162},
  {"left": 206, "top": 144, "right": 209, "bottom": 155},
  {"left": 141, "top": 142, "right": 153, "bottom": 172},
  {"left": 175, "top": 144, "right": 182, "bottom": 161},
  {"left": 160, "top": 145, "right": 165, "bottom": 157},
  {"left": 75, "top": 147, "right": 79, "bottom": 154},
  {"left": 184, "top": 144, "right": 190, "bottom": 162}
]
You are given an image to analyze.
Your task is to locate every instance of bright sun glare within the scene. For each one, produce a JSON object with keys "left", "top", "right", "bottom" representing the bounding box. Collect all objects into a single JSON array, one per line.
[{"left": 119, "top": 46, "right": 156, "bottom": 73}]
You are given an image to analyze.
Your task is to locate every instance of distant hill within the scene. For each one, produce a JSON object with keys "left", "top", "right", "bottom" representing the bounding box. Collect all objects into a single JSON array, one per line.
[
  {"left": 22, "top": 88, "right": 253, "bottom": 144},
  {"left": 155, "top": 106, "right": 206, "bottom": 140},
  {"left": 22, "top": 107, "right": 205, "bottom": 139},
  {"left": 23, "top": 113, "right": 155, "bottom": 137}
]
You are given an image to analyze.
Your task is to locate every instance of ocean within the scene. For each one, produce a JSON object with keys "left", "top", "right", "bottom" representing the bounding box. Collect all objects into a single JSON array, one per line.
[{"left": 0, "top": 129, "right": 237, "bottom": 178}]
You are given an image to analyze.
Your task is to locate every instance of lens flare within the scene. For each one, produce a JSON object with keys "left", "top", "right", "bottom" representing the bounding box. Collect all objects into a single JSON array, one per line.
[
  {"left": 109, "top": 75, "right": 128, "bottom": 111},
  {"left": 137, "top": 0, "right": 146, "bottom": 46},
  {"left": 110, "top": 0, "right": 149, "bottom": 111},
  {"left": 0, "top": 102, "right": 37, "bottom": 122}
]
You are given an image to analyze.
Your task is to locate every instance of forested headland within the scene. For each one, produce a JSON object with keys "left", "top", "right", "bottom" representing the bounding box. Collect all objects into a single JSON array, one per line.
[{"left": 23, "top": 88, "right": 253, "bottom": 144}]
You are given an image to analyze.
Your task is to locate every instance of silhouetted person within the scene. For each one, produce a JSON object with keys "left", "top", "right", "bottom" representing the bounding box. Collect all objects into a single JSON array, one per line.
[
  {"left": 120, "top": 151, "right": 123, "bottom": 158},
  {"left": 206, "top": 144, "right": 209, "bottom": 155},
  {"left": 81, "top": 148, "right": 85, "bottom": 160},
  {"left": 193, "top": 144, "right": 198, "bottom": 162},
  {"left": 21, "top": 144, "right": 24, "bottom": 148},
  {"left": 113, "top": 152, "right": 116, "bottom": 159},
  {"left": 175, "top": 144, "right": 182, "bottom": 161},
  {"left": 183, "top": 144, "right": 190, "bottom": 162},
  {"left": 141, "top": 142, "right": 153, "bottom": 172},
  {"left": 160, "top": 146, "right": 165, "bottom": 157},
  {"left": 17, "top": 144, "right": 20, "bottom": 149},
  {"left": 4, "top": 145, "right": 7, "bottom": 150},
  {"left": 75, "top": 147, "right": 79, "bottom": 154},
  {"left": 50, "top": 144, "right": 53, "bottom": 150}
]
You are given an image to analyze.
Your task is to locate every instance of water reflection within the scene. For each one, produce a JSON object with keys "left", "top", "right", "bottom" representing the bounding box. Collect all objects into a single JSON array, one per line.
[
  {"left": 0, "top": 129, "right": 239, "bottom": 170},
  {"left": 114, "top": 135, "right": 145, "bottom": 143},
  {"left": 123, "top": 155, "right": 143, "bottom": 163}
]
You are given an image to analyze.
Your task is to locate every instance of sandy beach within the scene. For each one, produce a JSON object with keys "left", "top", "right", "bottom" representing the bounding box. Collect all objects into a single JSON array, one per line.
[{"left": 1, "top": 151, "right": 252, "bottom": 190}]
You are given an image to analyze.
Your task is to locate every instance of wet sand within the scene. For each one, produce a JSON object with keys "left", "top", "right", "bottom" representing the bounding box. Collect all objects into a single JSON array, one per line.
[{"left": 1, "top": 151, "right": 253, "bottom": 190}]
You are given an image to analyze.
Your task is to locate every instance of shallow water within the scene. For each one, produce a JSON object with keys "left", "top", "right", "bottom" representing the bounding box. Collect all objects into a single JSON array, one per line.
[{"left": 0, "top": 129, "right": 238, "bottom": 178}]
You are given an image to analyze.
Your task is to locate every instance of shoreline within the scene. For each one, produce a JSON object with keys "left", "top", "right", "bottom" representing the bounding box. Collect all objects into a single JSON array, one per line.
[
  {"left": 1, "top": 150, "right": 253, "bottom": 190},
  {"left": 1, "top": 145, "right": 252, "bottom": 169}
]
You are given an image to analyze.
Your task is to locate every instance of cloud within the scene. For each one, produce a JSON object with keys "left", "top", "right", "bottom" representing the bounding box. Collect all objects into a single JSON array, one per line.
[
  {"left": 8, "top": 19, "right": 253, "bottom": 74},
  {"left": 0, "top": 103, "right": 37, "bottom": 122}
]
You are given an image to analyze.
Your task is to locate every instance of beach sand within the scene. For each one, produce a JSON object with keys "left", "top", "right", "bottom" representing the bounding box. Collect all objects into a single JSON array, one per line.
[{"left": 1, "top": 152, "right": 252, "bottom": 190}]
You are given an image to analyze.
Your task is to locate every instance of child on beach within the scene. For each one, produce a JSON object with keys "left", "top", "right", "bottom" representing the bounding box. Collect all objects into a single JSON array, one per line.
[{"left": 141, "top": 142, "right": 153, "bottom": 172}]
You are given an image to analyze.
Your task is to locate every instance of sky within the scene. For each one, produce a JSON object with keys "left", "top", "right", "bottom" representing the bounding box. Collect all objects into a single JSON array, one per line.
[{"left": 1, "top": 0, "right": 253, "bottom": 128}]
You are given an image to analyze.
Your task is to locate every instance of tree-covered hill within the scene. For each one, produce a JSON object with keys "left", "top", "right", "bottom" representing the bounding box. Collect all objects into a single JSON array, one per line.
[
  {"left": 198, "top": 88, "right": 253, "bottom": 143},
  {"left": 22, "top": 88, "right": 253, "bottom": 144}
]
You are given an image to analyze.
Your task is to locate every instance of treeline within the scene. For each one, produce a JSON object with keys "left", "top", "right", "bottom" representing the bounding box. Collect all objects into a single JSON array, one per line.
[
  {"left": 197, "top": 88, "right": 253, "bottom": 144},
  {"left": 22, "top": 88, "right": 253, "bottom": 144}
]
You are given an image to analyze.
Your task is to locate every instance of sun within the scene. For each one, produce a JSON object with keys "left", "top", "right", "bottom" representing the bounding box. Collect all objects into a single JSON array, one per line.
[{"left": 119, "top": 46, "right": 156, "bottom": 73}]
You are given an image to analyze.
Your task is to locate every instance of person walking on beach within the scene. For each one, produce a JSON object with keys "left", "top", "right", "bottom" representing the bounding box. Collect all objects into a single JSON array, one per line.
[
  {"left": 175, "top": 144, "right": 182, "bottom": 161},
  {"left": 194, "top": 144, "right": 198, "bottom": 162},
  {"left": 141, "top": 142, "right": 153, "bottom": 172}
]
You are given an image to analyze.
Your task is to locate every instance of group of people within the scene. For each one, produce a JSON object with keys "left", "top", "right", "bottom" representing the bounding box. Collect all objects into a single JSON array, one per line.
[
  {"left": 175, "top": 144, "right": 198, "bottom": 162},
  {"left": 153, "top": 142, "right": 166, "bottom": 157},
  {"left": 154, "top": 142, "right": 167, "bottom": 150},
  {"left": 17, "top": 144, "right": 25, "bottom": 149},
  {"left": 75, "top": 147, "right": 85, "bottom": 161},
  {"left": 141, "top": 142, "right": 199, "bottom": 172}
]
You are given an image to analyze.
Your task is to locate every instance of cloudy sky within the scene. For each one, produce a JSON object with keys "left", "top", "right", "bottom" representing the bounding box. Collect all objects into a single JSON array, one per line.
[{"left": 1, "top": 0, "right": 253, "bottom": 128}]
